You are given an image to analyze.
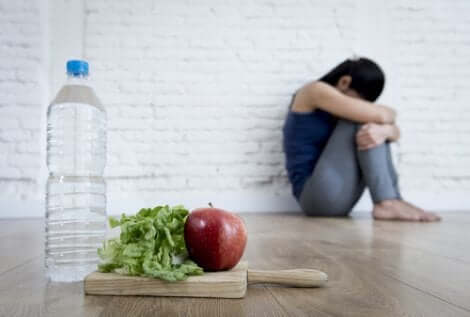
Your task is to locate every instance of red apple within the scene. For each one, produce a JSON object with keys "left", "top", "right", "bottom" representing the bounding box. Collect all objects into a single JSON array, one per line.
[{"left": 184, "top": 204, "right": 247, "bottom": 271}]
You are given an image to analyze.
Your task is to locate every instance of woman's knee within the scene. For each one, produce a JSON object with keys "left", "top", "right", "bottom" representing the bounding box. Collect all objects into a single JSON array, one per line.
[{"left": 335, "top": 119, "right": 360, "bottom": 134}]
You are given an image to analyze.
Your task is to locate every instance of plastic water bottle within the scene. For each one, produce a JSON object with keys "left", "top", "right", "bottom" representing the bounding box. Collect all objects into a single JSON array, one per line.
[{"left": 45, "top": 60, "right": 107, "bottom": 282}]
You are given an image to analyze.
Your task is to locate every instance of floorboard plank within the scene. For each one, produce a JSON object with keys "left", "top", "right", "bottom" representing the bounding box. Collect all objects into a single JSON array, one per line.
[
  {"left": 0, "top": 214, "right": 469, "bottom": 316},
  {"left": 97, "top": 286, "right": 288, "bottom": 317},
  {"left": 0, "top": 258, "right": 109, "bottom": 317},
  {"left": 0, "top": 220, "right": 43, "bottom": 275},
  {"left": 268, "top": 255, "right": 469, "bottom": 317},
  {"left": 243, "top": 214, "right": 470, "bottom": 314},
  {"left": 367, "top": 219, "right": 470, "bottom": 263},
  {"left": 320, "top": 217, "right": 470, "bottom": 307}
]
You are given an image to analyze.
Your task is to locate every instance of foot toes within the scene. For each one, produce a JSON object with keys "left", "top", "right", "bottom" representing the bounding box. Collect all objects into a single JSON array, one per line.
[
  {"left": 423, "top": 212, "right": 441, "bottom": 222},
  {"left": 373, "top": 202, "right": 441, "bottom": 223}
]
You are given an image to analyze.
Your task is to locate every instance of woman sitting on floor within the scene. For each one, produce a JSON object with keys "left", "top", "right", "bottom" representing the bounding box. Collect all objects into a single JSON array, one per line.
[{"left": 283, "top": 57, "right": 440, "bottom": 221}]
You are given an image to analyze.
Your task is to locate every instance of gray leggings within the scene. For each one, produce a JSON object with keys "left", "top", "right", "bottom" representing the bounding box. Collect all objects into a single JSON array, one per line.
[{"left": 299, "top": 120, "right": 402, "bottom": 217}]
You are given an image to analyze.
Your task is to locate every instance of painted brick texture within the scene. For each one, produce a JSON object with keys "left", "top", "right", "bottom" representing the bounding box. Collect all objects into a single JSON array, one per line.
[
  {"left": 0, "top": 0, "right": 45, "bottom": 201},
  {"left": 1, "top": 0, "right": 469, "bottom": 215},
  {"left": 84, "top": 0, "right": 358, "bottom": 202}
]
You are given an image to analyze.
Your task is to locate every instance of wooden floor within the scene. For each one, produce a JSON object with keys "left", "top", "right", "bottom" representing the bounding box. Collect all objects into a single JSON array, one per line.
[{"left": 1, "top": 213, "right": 470, "bottom": 317}]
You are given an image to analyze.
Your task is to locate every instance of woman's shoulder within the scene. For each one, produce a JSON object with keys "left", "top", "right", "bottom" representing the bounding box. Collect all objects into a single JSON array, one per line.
[
  {"left": 292, "top": 81, "right": 331, "bottom": 113},
  {"left": 302, "top": 81, "right": 336, "bottom": 97}
]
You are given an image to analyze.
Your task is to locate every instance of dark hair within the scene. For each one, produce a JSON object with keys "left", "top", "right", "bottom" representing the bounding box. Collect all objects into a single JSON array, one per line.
[{"left": 319, "top": 57, "right": 385, "bottom": 102}]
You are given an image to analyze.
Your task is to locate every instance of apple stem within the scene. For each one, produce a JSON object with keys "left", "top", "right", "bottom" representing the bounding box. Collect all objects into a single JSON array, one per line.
[{"left": 208, "top": 202, "right": 214, "bottom": 208}]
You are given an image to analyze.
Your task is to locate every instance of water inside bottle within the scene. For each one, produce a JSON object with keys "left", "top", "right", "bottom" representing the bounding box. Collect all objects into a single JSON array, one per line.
[
  {"left": 45, "top": 80, "right": 107, "bottom": 282},
  {"left": 45, "top": 176, "right": 106, "bottom": 281}
]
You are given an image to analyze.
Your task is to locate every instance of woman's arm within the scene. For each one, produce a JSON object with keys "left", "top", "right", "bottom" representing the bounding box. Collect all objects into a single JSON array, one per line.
[
  {"left": 384, "top": 124, "right": 400, "bottom": 142},
  {"left": 307, "top": 82, "right": 396, "bottom": 124},
  {"left": 356, "top": 123, "right": 400, "bottom": 150}
]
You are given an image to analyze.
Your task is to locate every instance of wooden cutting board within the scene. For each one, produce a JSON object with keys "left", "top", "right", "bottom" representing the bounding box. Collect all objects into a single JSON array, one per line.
[{"left": 84, "top": 262, "right": 328, "bottom": 299}]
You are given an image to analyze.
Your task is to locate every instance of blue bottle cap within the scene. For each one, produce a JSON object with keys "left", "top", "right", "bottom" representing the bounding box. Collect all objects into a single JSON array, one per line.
[{"left": 66, "top": 60, "right": 89, "bottom": 76}]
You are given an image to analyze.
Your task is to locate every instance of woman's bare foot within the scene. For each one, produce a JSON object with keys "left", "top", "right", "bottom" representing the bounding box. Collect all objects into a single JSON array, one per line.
[
  {"left": 372, "top": 200, "right": 441, "bottom": 222},
  {"left": 401, "top": 201, "right": 441, "bottom": 221}
]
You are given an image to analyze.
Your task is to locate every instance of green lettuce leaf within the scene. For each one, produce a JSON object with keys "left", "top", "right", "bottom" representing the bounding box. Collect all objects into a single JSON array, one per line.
[{"left": 97, "top": 205, "right": 203, "bottom": 281}]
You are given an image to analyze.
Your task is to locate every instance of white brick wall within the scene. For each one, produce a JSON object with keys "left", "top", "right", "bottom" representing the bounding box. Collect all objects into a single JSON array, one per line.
[
  {"left": 0, "top": 0, "right": 47, "bottom": 207},
  {"left": 1, "top": 0, "right": 469, "bottom": 217},
  {"left": 388, "top": 1, "right": 470, "bottom": 193}
]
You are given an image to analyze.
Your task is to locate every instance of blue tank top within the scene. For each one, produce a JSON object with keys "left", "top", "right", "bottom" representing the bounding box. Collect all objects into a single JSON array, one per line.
[{"left": 282, "top": 97, "right": 337, "bottom": 200}]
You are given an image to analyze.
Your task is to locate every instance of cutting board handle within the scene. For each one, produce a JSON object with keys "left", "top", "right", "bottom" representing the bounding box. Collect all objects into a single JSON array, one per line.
[{"left": 247, "top": 269, "right": 328, "bottom": 287}]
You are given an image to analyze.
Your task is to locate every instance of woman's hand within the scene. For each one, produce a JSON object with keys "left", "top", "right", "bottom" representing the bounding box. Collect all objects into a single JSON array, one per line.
[{"left": 356, "top": 123, "right": 392, "bottom": 150}]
